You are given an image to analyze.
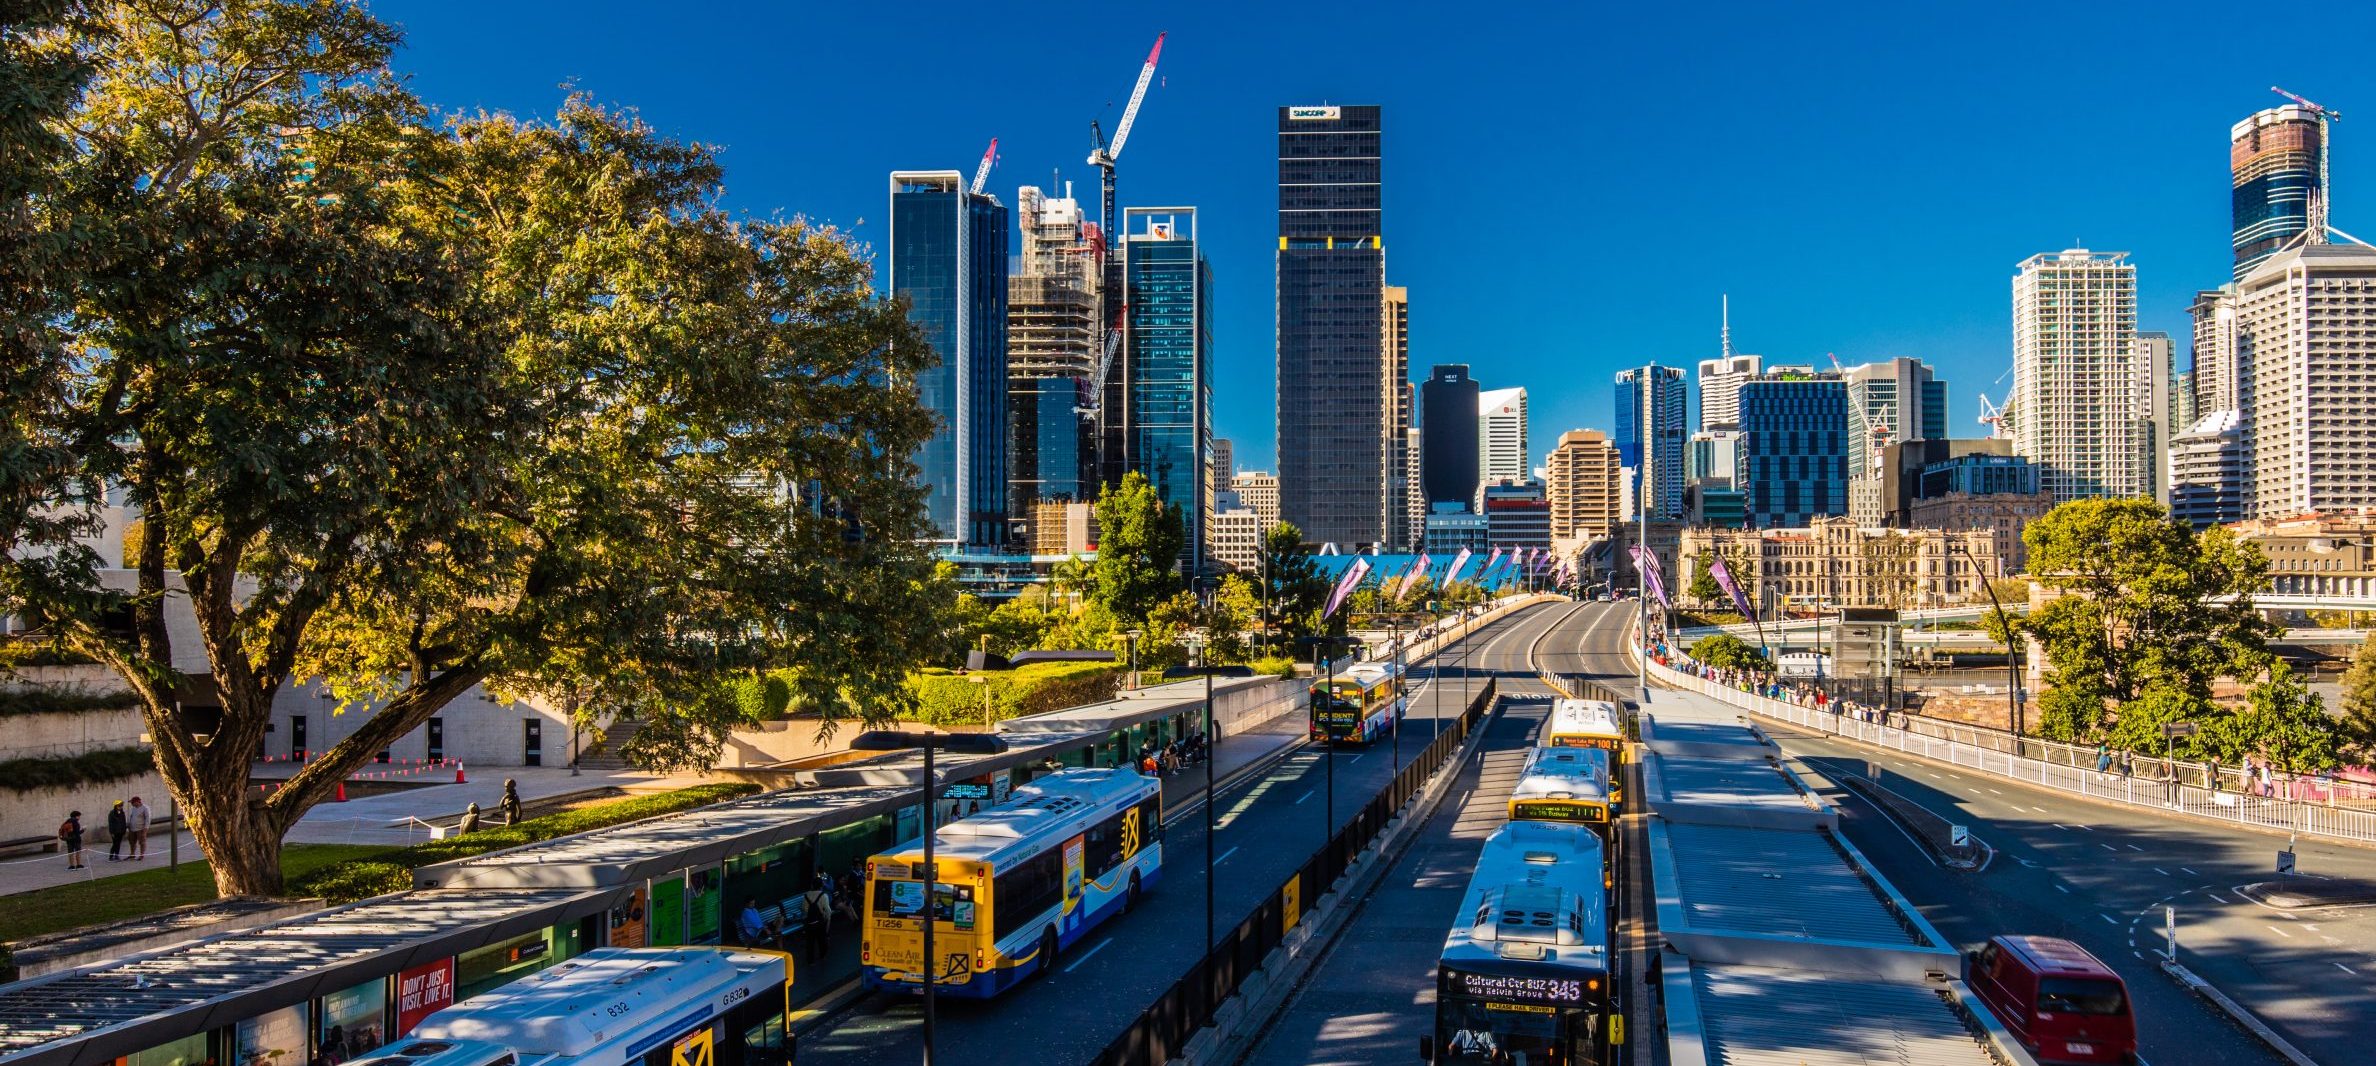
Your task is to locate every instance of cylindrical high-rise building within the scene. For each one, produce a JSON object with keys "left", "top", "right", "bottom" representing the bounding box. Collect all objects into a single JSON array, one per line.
[{"left": 2232, "top": 105, "right": 2323, "bottom": 279}]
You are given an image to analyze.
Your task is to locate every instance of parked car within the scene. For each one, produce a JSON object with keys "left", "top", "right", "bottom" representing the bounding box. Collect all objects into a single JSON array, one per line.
[{"left": 1966, "top": 935, "right": 2136, "bottom": 1064}]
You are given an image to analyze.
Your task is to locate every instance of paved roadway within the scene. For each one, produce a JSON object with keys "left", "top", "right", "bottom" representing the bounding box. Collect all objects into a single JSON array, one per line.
[
  {"left": 1236, "top": 601, "right": 1641, "bottom": 1066},
  {"left": 1728, "top": 698, "right": 2376, "bottom": 1066},
  {"left": 797, "top": 602, "right": 1583, "bottom": 1066}
]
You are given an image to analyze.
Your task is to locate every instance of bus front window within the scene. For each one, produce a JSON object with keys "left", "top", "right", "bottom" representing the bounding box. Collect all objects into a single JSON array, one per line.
[
  {"left": 873, "top": 880, "right": 977, "bottom": 930},
  {"left": 1438, "top": 1001, "right": 1575, "bottom": 1065}
]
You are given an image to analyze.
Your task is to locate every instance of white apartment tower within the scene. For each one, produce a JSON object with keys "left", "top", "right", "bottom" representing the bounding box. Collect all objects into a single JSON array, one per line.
[
  {"left": 2012, "top": 249, "right": 2151, "bottom": 502},
  {"left": 2237, "top": 244, "right": 2376, "bottom": 518},
  {"left": 1478, "top": 387, "right": 1530, "bottom": 493},
  {"left": 1381, "top": 286, "right": 1413, "bottom": 551}
]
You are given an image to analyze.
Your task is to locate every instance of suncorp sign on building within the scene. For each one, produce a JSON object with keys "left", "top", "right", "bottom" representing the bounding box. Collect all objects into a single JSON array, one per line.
[{"left": 1288, "top": 106, "right": 1341, "bottom": 121}]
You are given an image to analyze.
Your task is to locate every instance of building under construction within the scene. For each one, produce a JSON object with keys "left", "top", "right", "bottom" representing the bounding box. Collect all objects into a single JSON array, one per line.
[{"left": 1006, "top": 185, "right": 1102, "bottom": 534}]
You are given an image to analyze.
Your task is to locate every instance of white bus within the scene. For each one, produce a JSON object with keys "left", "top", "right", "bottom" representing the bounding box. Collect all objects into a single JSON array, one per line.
[
  {"left": 353, "top": 948, "right": 793, "bottom": 1066},
  {"left": 1543, "top": 698, "right": 1624, "bottom": 754},
  {"left": 1424, "top": 821, "right": 1612, "bottom": 1066},
  {"left": 1507, "top": 745, "right": 1614, "bottom": 830},
  {"left": 862, "top": 767, "right": 1161, "bottom": 998}
]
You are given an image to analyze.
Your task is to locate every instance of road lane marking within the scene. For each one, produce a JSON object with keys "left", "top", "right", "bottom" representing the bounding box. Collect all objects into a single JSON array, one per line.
[
  {"left": 2210, "top": 892, "right": 2230, "bottom": 903},
  {"left": 2338, "top": 963, "right": 2358, "bottom": 975},
  {"left": 1295, "top": 789, "right": 1315, "bottom": 805},
  {"left": 2100, "top": 844, "right": 2120, "bottom": 852},
  {"left": 2100, "top": 914, "right": 2119, "bottom": 925},
  {"left": 2055, "top": 885, "right": 2071, "bottom": 894},
  {"left": 2182, "top": 867, "right": 2199, "bottom": 876},
  {"left": 2267, "top": 925, "right": 2291, "bottom": 938},
  {"left": 1347, "top": 754, "right": 1366, "bottom": 765},
  {"left": 1063, "top": 938, "right": 1112, "bottom": 972},
  {"left": 2126, "top": 844, "right": 2143, "bottom": 851},
  {"left": 2153, "top": 868, "right": 2169, "bottom": 876},
  {"left": 1986, "top": 787, "right": 2003, "bottom": 794},
  {"left": 1214, "top": 846, "right": 1240, "bottom": 865}
]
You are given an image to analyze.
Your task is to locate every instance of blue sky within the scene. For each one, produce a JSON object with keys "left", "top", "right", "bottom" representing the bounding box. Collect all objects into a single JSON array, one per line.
[{"left": 380, "top": 0, "right": 2376, "bottom": 472}]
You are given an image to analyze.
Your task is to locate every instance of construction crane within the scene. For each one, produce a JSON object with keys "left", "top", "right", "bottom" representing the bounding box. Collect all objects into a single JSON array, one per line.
[
  {"left": 2271, "top": 86, "right": 2347, "bottom": 247},
  {"left": 1977, "top": 393, "right": 2008, "bottom": 439},
  {"left": 970, "top": 138, "right": 997, "bottom": 195},
  {"left": 1082, "top": 32, "right": 1166, "bottom": 446}
]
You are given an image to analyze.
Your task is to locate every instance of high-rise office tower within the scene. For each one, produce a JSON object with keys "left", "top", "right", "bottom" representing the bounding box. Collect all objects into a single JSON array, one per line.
[
  {"left": 1123, "top": 208, "right": 1213, "bottom": 564},
  {"left": 2011, "top": 249, "right": 2150, "bottom": 503},
  {"left": 2238, "top": 244, "right": 2376, "bottom": 518},
  {"left": 1212, "top": 438, "right": 1235, "bottom": 483},
  {"left": 1739, "top": 367, "right": 1848, "bottom": 527},
  {"left": 889, "top": 170, "right": 1008, "bottom": 548},
  {"left": 1478, "top": 387, "right": 1530, "bottom": 492},
  {"left": 1275, "top": 104, "right": 1384, "bottom": 547},
  {"left": 1697, "top": 355, "right": 1762, "bottom": 431},
  {"left": 2190, "top": 285, "right": 2240, "bottom": 414},
  {"left": 2136, "top": 331, "right": 2175, "bottom": 505},
  {"left": 2173, "top": 284, "right": 2245, "bottom": 525},
  {"left": 1007, "top": 185, "right": 1099, "bottom": 519},
  {"left": 1687, "top": 430, "right": 1742, "bottom": 486},
  {"left": 1614, "top": 366, "right": 1687, "bottom": 519},
  {"left": 1545, "top": 430, "right": 1622, "bottom": 542},
  {"left": 1843, "top": 358, "right": 1947, "bottom": 479},
  {"left": 2232, "top": 105, "right": 2325, "bottom": 280},
  {"left": 1233, "top": 471, "right": 1281, "bottom": 531},
  {"left": 1381, "top": 285, "right": 1413, "bottom": 550},
  {"left": 1420, "top": 364, "right": 1480, "bottom": 510},
  {"left": 1404, "top": 425, "right": 1425, "bottom": 548}
]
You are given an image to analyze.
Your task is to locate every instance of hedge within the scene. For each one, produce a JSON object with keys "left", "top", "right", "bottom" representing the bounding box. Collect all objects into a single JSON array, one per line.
[
  {"left": 906, "top": 661, "right": 1124, "bottom": 728},
  {"left": 288, "top": 782, "right": 761, "bottom": 902},
  {"left": 0, "top": 686, "right": 139, "bottom": 719},
  {"left": 1249, "top": 656, "right": 1298, "bottom": 680},
  {"left": 0, "top": 747, "right": 154, "bottom": 793}
]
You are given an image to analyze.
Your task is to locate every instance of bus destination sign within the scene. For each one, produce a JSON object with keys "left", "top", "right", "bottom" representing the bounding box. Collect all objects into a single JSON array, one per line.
[
  {"left": 1513, "top": 801, "right": 1604, "bottom": 823},
  {"left": 1446, "top": 969, "right": 1590, "bottom": 1007}
]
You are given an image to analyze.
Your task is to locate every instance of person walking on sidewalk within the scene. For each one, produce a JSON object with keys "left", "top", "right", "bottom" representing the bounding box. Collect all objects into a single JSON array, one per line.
[
  {"left": 126, "top": 795, "right": 151, "bottom": 859},
  {"left": 58, "top": 810, "right": 86, "bottom": 869},
  {"left": 802, "top": 883, "right": 832, "bottom": 963},
  {"left": 106, "top": 800, "right": 128, "bottom": 861}
]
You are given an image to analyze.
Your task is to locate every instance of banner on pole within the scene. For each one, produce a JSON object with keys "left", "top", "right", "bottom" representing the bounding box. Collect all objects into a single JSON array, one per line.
[
  {"left": 1324, "top": 557, "right": 1373, "bottom": 619},
  {"left": 1710, "top": 555, "right": 1754, "bottom": 617},
  {"left": 1395, "top": 553, "right": 1433, "bottom": 600},
  {"left": 1631, "top": 546, "right": 1672, "bottom": 608},
  {"left": 1445, "top": 547, "right": 1473, "bottom": 587}
]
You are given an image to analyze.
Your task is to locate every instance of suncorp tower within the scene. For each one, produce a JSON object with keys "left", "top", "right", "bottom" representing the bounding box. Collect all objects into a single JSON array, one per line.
[{"left": 1275, "top": 104, "right": 1385, "bottom": 548}]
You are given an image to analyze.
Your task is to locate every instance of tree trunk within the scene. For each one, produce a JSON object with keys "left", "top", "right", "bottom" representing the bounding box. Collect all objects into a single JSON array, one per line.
[{"left": 186, "top": 787, "right": 287, "bottom": 896}]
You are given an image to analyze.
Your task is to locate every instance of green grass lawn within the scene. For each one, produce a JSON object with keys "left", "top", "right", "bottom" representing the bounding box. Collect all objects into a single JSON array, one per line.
[{"left": 0, "top": 843, "right": 393, "bottom": 944}]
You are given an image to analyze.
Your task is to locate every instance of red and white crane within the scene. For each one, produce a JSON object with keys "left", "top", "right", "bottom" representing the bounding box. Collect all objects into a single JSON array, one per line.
[
  {"left": 2269, "top": 87, "right": 2367, "bottom": 247},
  {"left": 970, "top": 138, "right": 997, "bottom": 196}
]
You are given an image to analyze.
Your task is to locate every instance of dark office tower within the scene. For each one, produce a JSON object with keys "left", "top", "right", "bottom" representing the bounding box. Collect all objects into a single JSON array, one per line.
[
  {"left": 1124, "top": 208, "right": 1213, "bottom": 566},
  {"left": 1740, "top": 371, "right": 1849, "bottom": 527},
  {"left": 1420, "top": 364, "right": 1481, "bottom": 509},
  {"left": 890, "top": 170, "right": 1008, "bottom": 548},
  {"left": 1613, "top": 365, "right": 1687, "bottom": 519},
  {"left": 2233, "top": 105, "right": 2324, "bottom": 280},
  {"left": 1275, "top": 104, "right": 1384, "bottom": 547}
]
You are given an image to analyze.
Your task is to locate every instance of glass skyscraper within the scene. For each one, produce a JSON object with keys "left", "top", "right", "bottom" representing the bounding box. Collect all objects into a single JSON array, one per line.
[
  {"left": 1740, "top": 373, "right": 1848, "bottom": 527},
  {"left": 1275, "top": 104, "right": 1384, "bottom": 547},
  {"left": 1613, "top": 365, "right": 1687, "bottom": 519},
  {"left": 2232, "top": 105, "right": 2323, "bottom": 280},
  {"left": 1420, "top": 364, "right": 1480, "bottom": 509},
  {"left": 1124, "top": 208, "right": 1212, "bottom": 565},
  {"left": 889, "top": 170, "right": 1008, "bottom": 548}
]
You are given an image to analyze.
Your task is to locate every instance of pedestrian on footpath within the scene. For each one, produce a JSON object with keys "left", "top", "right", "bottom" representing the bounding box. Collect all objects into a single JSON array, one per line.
[
  {"left": 126, "top": 795, "right": 151, "bottom": 859},
  {"left": 802, "top": 883, "right": 832, "bottom": 963},
  {"left": 106, "top": 800, "right": 128, "bottom": 861},
  {"left": 58, "top": 810, "right": 86, "bottom": 869},
  {"left": 2094, "top": 743, "right": 2111, "bottom": 775}
]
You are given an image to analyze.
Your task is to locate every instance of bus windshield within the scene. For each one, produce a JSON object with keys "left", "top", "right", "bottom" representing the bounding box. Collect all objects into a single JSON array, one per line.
[
  {"left": 1437, "top": 999, "right": 1576, "bottom": 1064},
  {"left": 872, "top": 880, "right": 977, "bottom": 930}
]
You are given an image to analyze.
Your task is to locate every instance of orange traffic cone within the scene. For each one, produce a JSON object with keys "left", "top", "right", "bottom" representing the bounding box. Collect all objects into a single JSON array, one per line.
[
  {"left": 335, "top": 782, "right": 347, "bottom": 802},
  {"left": 455, "top": 762, "right": 467, "bottom": 784}
]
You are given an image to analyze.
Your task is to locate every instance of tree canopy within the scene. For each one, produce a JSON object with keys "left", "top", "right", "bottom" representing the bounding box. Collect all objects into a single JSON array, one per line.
[{"left": 0, "top": 1, "right": 943, "bottom": 894}]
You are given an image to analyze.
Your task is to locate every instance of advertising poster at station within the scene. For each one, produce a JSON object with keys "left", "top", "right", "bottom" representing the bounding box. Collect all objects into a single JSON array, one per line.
[
  {"left": 689, "top": 865, "right": 722, "bottom": 944},
  {"left": 610, "top": 884, "right": 648, "bottom": 948},
  {"left": 394, "top": 957, "right": 456, "bottom": 1036}
]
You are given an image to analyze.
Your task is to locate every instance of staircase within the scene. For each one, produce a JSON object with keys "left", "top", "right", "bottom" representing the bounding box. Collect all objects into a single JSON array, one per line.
[{"left": 573, "top": 718, "right": 643, "bottom": 771}]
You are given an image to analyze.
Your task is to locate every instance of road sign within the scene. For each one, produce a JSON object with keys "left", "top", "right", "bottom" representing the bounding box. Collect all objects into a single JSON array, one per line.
[
  {"left": 2278, "top": 849, "right": 2297, "bottom": 876},
  {"left": 2164, "top": 905, "right": 2177, "bottom": 960},
  {"left": 2161, "top": 721, "right": 2200, "bottom": 738},
  {"left": 1950, "top": 825, "right": 1970, "bottom": 849}
]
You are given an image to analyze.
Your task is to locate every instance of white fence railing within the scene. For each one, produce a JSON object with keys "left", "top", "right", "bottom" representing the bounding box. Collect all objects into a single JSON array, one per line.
[{"left": 1646, "top": 656, "right": 2376, "bottom": 846}]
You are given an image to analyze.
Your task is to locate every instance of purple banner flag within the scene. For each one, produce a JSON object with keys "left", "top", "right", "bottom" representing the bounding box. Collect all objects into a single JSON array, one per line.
[
  {"left": 1445, "top": 547, "right": 1474, "bottom": 587},
  {"left": 1482, "top": 547, "right": 1504, "bottom": 575},
  {"left": 1396, "top": 553, "right": 1433, "bottom": 601},
  {"left": 1630, "top": 546, "right": 1671, "bottom": 608},
  {"left": 1324, "top": 557, "right": 1373, "bottom": 619},
  {"left": 1710, "top": 556, "right": 1755, "bottom": 618}
]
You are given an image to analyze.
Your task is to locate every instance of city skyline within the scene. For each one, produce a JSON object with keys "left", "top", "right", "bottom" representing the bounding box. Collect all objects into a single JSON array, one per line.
[{"left": 376, "top": 1, "right": 2376, "bottom": 471}]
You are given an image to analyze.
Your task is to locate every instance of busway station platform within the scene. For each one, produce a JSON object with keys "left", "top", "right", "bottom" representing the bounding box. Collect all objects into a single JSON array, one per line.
[
  {"left": 0, "top": 674, "right": 1288, "bottom": 1066},
  {"left": 1637, "top": 694, "right": 2046, "bottom": 1066}
]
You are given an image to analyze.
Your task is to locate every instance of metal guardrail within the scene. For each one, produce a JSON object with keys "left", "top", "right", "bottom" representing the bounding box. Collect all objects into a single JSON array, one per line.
[
  {"left": 1088, "top": 678, "right": 1501, "bottom": 1066},
  {"left": 1649, "top": 657, "right": 2376, "bottom": 846}
]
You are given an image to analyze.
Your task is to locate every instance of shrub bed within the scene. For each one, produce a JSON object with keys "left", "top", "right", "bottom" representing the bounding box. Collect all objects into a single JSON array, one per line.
[
  {"left": 288, "top": 782, "right": 760, "bottom": 902},
  {"left": 0, "top": 686, "right": 139, "bottom": 718},
  {"left": 0, "top": 747, "right": 154, "bottom": 792},
  {"left": 906, "top": 661, "right": 1124, "bottom": 728}
]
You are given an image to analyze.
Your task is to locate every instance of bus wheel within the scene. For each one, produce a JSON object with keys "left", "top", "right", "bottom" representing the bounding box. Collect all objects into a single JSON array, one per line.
[
  {"left": 1127, "top": 870, "right": 1143, "bottom": 911},
  {"left": 1039, "top": 926, "right": 1060, "bottom": 976}
]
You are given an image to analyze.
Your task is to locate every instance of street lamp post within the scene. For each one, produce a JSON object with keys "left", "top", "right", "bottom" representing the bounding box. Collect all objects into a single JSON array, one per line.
[
  {"left": 1123, "top": 629, "right": 1143, "bottom": 690},
  {"left": 1185, "top": 624, "right": 1218, "bottom": 961},
  {"left": 1954, "top": 540, "right": 2022, "bottom": 737},
  {"left": 848, "top": 730, "right": 1011, "bottom": 1066}
]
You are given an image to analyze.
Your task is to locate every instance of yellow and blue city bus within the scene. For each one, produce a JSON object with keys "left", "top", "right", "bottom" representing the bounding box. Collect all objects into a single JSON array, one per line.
[
  {"left": 359, "top": 947, "right": 795, "bottom": 1066},
  {"left": 1309, "top": 663, "right": 1402, "bottom": 745},
  {"left": 861, "top": 767, "right": 1161, "bottom": 998},
  {"left": 1542, "top": 698, "right": 1625, "bottom": 754}
]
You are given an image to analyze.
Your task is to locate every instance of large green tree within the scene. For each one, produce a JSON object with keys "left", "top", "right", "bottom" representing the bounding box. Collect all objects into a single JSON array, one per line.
[
  {"left": 1256, "top": 521, "right": 1330, "bottom": 646},
  {"left": 1, "top": 2, "right": 941, "bottom": 894},
  {"left": 2018, "top": 499, "right": 2275, "bottom": 738},
  {"left": 2208, "top": 663, "right": 2345, "bottom": 774},
  {"left": 2338, "top": 637, "right": 2376, "bottom": 757},
  {"left": 1084, "top": 471, "right": 1185, "bottom": 632}
]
